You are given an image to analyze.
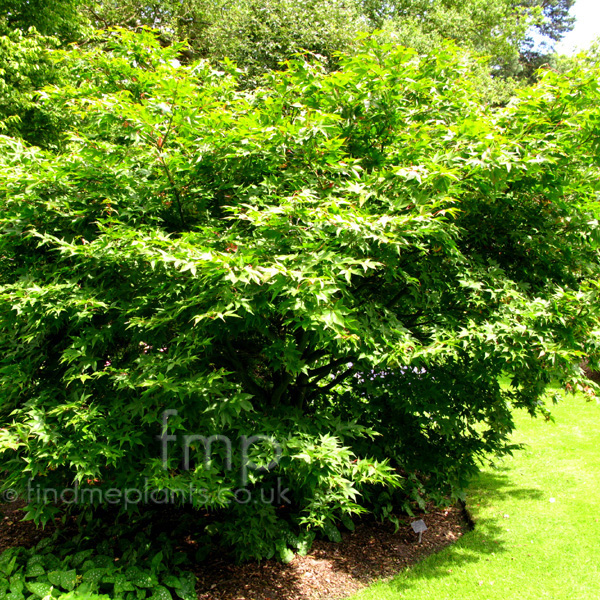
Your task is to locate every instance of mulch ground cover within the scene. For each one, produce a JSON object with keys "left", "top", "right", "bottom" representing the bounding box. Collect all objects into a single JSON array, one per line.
[{"left": 0, "top": 501, "right": 470, "bottom": 600}]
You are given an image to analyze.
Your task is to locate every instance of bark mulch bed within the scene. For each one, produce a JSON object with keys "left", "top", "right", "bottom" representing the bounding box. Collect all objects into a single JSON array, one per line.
[
  {"left": 0, "top": 500, "right": 59, "bottom": 555},
  {"left": 193, "top": 505, "right": 470, "bottom": 600},
  {"left": 0, "top": 501, "right": 470, "bottom": 600}
]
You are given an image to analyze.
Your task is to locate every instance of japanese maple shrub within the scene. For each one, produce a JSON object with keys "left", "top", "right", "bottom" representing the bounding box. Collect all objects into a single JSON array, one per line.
[{"left": 0, "top": 30, "right": 599, "bottom": 560}]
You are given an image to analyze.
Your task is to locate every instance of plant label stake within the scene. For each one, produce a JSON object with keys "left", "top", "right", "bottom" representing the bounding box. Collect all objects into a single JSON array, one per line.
[{"left": 411, "top": 519, "right": 428, "bottom": 543}]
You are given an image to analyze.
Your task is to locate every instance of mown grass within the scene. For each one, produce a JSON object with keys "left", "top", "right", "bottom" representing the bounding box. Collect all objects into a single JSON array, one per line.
[{"left": 350, "top": 390, "right": 600, "bottom": 600}]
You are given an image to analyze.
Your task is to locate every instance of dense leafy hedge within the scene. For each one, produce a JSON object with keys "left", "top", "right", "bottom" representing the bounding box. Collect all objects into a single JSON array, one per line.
[{"left": 0, "top": 30, "right": 599, "bottom": 560}]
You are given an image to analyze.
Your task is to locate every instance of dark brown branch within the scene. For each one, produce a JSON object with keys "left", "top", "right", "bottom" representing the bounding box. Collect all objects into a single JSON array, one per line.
[
  {"left": 303, "top": 348, "right": 328, "bottom": 364},
  {"left": 266, "top": 328, "right": 310, "bottom": 406},
  {"left": 307, "top": 356, "right": 356, "bottom": 383},
  {"left": 223, "top": 339, "right": 268, "bottom": 403},
  {"left": 295, "top": 327, "right": 310, "bottom": 353},
  {"left": 308, "top": 364, "right": 357, "bottom": 399},
  {"left": 158, "top": 156, "right": 186, "bottom": 230},
  {"left": 291, "top": 372, "right": 310, "bottom": 409},
  {"left": 82, "top": 6, "right": 111, "bottom": 27},
  {"left": 271, "top": 371, "right": 293, "bottom": 406}
]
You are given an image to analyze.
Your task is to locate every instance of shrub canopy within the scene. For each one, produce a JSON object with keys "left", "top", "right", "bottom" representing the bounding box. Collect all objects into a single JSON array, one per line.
[{"left": 0, "top": 30, "right": 599, "bottom": 560}]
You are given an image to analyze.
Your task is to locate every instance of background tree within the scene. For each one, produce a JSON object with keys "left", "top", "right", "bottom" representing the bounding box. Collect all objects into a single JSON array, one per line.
[
  {"left": 85, "top": 0, "right": 367, "bottom": 81},
  {"left": 360, "top": 0, "right": 575, "bottom": 77},
  {"left": 0, "top": 0, "right": 87, "bottom": 39},
  {"left": 0, "top": 0, "right": 90, "bottom": 148},
  {"left": 0, "top": 29, "right": 66, "bottom": 147},
  {"left": 84, "top": 0, "right": 576, "bottom": 82}
]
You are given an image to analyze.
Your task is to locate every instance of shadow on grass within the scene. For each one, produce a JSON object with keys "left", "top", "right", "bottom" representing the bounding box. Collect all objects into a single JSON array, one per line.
[
  {"left": 369, "top": 526, "right": 505, "bottom": 596},
  {"left": 356, "top": 470, "right": 545, "bottom": 597},
  {"left": 470, "top": 467, "right": 544, "bottom": 505}
]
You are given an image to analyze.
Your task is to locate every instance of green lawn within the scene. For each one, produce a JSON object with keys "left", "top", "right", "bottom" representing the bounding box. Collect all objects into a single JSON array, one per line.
[{"left": 350, "top": 391, "right": 600, "bottom": 600}]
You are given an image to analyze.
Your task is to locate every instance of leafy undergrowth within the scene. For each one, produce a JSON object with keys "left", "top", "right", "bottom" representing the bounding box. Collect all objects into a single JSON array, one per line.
[
  {"left": 0, "top": 526, "right": 196, "bottom": 600},
  {"left": 350, "top": 389, "right": 600, "bottom": 600}
]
